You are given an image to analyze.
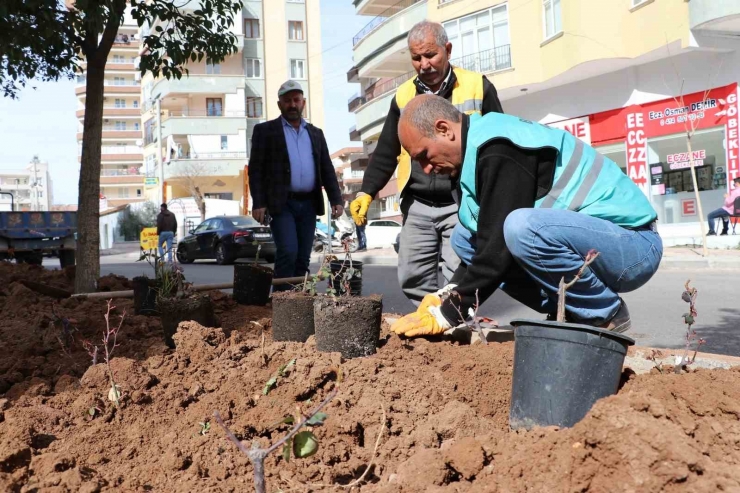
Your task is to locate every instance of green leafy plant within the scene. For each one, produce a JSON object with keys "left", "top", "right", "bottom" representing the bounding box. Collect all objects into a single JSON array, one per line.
[
  {"left": 262, "top": 359, "right": 296, "bottom": 395},
  {"left": 214, "top": 389, "right": 337, "bottom": 493},
  {"left": 198, "top": 421, "right": 211, "bottom": 436},
  {"left": 674, "top": 280, "right": 705, "bottom": 373},
  {"left": 137, "top": 249, "right": 192, "bottom": 302},
  {"left": 328, "top": 238, "right": 361, "bottom": 297},
  {"left": 300, "top": 256, "right": 332, "bottom": 296}
]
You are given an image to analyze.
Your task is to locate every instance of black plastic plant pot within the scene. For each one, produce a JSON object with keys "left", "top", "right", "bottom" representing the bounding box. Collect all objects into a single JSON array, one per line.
[
  {"left": 233, "top": 263, "right": 273, "bottom": 306},
  {"left": 314, "top": 294, "right": 382, "bottom": 359},
  {"left": 132, "top": 276, "right": 158, "bottom": 316},
  {"left": 271, "top": 291, "right": 315, "bottom": 342},
  {"left": 329, "top": 260, "right": 363, "bottom": 296},
  {"left": 158, "top": 295, "right": 216, "bottom": 349},
  {"left": 509, "top": 319, "right": 635, "bottom": 430}
]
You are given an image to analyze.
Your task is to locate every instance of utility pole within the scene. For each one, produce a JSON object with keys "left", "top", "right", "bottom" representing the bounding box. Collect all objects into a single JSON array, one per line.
[
  {"left": 31, "top": 155, "right": 40, "bottom": 211},
  {"left": 155, "top": 98, "right": 164, "bottom": 205}
]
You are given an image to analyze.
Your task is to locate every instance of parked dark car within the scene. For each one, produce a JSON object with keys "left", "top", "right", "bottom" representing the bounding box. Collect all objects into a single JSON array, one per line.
[{"left": 176, "top": 216, "right": 276, "bottom": 265}]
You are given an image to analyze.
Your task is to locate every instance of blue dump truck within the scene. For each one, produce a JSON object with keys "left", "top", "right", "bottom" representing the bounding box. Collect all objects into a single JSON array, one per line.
[{"left": 0, "top": 211, "right": 77, "bottom": 267}]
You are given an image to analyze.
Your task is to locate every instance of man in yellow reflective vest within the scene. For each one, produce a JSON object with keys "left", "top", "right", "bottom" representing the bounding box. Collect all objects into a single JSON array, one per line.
[{"left": 350, "top": 20, "right": 504, "bottom": 305}]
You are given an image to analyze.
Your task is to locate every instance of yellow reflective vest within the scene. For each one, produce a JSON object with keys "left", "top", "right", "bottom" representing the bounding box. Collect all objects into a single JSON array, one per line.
[{"left": 394, "top": 66, "right": 484, "bottom": 194}]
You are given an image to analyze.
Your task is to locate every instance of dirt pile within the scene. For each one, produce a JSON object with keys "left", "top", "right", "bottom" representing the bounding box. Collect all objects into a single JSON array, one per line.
[{"left": 0, "top": 263, "right": 739, "bottom": 492}]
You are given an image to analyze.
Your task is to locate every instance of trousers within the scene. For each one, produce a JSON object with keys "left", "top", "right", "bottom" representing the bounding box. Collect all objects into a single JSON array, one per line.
[
  {"left": 270, "top": 198, "right": 316, "bottom": 290},
  {"left": 450, "top": 208, "right": 663, "bottom": 323},
  {"left": 398, "top": 198, "right": 460, "bottom": 305}
]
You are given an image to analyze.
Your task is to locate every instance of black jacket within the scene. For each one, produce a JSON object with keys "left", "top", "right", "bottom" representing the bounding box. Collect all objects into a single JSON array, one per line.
[
  {"left": 360, "top": 69, "right": 504, "bottom": 203},
  {"left": 248, "top": 117, "right": 342, "bottom": 216},
  {"left": 156, "top": 210, "right": 177, "bottom": 235}
]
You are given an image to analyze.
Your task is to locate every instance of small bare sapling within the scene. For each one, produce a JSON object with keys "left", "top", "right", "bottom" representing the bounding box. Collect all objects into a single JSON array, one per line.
[
  {"left": 102, "top": 300, "right": 125, "bottom": 407},
  {"left": 214, "top": 388, "right": 337, "bottom": 493},
  {"left": 557, "top": 250, "right": 600, "bottom": 322},
  {"left": 674, "top": 280, "right": 705, "bottom": 373}
]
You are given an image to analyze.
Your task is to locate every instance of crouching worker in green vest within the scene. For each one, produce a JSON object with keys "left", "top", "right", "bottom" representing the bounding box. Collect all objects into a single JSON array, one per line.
[{"left": 390, "top": 95, "right": 662, "bottom": 338}]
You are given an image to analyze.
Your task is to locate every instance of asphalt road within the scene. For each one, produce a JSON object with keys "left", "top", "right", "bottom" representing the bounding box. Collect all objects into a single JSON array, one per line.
[{"left": 84, "top": 257, "right": 740, "bottom": 357}]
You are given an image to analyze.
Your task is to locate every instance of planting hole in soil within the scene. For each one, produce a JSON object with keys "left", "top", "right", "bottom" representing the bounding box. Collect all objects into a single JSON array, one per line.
[
  {"left": 158, "top": 294, "right": 217, "bottom": 348},
  {"left": 314, "top": 294, "right": 382, "bottom": 358},
  {"left": 271, "top": 291, "right": 315, "bottom": 342},
  {"left": 233, "top": 263, "right": 273, "bottom": 306},
  {"left": 131, "top": 276, "right": 157, "bottom": 315}
]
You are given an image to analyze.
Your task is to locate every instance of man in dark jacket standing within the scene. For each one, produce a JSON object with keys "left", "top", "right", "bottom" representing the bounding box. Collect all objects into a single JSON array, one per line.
[
  {"left": 350, "top": 21, "right": 504, "bottom": 305},
  {"left": 156, "top": 203, "right": 178, "bottom": 262},
  {"left": 249, "top": 80, "right": 343, "bottom": 287}
]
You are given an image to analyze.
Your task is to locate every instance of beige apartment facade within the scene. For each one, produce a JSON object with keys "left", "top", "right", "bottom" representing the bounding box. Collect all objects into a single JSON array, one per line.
[
  {"left": 140, "top": 0, "right": 325, "bottom": 217},
  {"left": 346, "top": 0, "right": 740, "bottom": 239},
  {"left": 75, "top": 12, "right": 145, "bottom": 209}
]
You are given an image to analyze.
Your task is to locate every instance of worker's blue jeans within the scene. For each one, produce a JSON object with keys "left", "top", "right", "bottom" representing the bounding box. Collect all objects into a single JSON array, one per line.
[
  {"left": 158, "top": 231, "right": 174, "bottom": 262},
  {"left": 450, "top": 209, "right": 663, "bottom": 324},
  {"left": 270, "top": 198, "right": 316, "bottom": 291}
]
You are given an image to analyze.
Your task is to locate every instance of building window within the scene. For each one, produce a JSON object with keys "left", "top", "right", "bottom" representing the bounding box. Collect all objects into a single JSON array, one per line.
[
  {"left": 206, "top": 98, "right": 223, "bottom": 116},
  {"left": 287, "top": 0, "right": 305, "bottom": 3},
  {"left": 113, "top": 77, "right": 125, "bottom": 86},
  {"left": 118, "top": 188, "right": 130, "bottom": 198},
  {"left": 115, "top": 121, "right": 127, "bottom": 130},
  {"left": 144, "top": 119, "right": 155, "bottom": 145},
  {"left": 38, "top": 191, "right": 43, "bottom": 198},
  {"left": 137, "top": 189, "right": 142, "bottom": 197},
  {"left": 134, "top": 122, "right": 140, "bottom": 131},
  {"left": 220, "top": 136, "right": 228, "bottom": 150},
  {"left": 114, "top": 98, "right": 126, "bottom": 108},
  {"left": 543, "top": 0, "right": 562, "bottom": 40},
  {"left": 443, "top": 5, "right": 511, "bottom": 73},
  {"left": 112, "top": 55, "right": 124, "bottom": 63},
  {"left": 245, "top": 58, "right": 262, "bottom": 78},
  {"left": 288, "top": 21, "right": 304, "bottom": 41},
  {"left": 206, "top": 62, "right": 221, "bottom": 75},
  {"left": 245, "top": 18, "right": 260, "bottom": 38},
  {"left": 133, "top": 100, "right": 139, "bottom": 108},
  {"left": 290, "top": 59, "right": 306, "bottom": 79},
  {"left": 247, "top": 97, "right": 263, "bottom": 118}
]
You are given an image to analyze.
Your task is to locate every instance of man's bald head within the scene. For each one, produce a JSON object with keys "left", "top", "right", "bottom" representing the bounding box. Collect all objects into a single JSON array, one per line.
[{"left": 398, "top": 95, "right": 464, "bottom": 177}]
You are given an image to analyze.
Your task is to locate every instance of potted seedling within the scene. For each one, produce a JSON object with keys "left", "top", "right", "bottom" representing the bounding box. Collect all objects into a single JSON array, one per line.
[
  {"left": 271, "top": 258, "right": 332, "bottom": 343},
  {"left": 233, "top": 241, "right": 274, "bottom": 306},
  {"left": 154, "top": 262, "right": 216, "bottom": 349},
  {"left": 509, "top": 250, "right": 635, "bottom": 430},
  {"left": 314, "top": 242, "right": 382, "bottom": 359}
]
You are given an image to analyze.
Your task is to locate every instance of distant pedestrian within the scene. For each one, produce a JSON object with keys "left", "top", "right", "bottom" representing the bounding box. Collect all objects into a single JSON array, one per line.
[
  {"left": 248, "top": 80, "right": 343, "bottom": 288},
  {"left": 707, "top": 176, "right": 740, "bottom": 236},
  {"left": 156, "top": 203, "right": 177, "bottom": 262}
]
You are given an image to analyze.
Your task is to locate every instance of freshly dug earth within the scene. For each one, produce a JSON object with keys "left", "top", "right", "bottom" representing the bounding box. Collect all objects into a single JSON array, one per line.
[{"left": 0, "top": 264, "right": 739, "bottom": 492}]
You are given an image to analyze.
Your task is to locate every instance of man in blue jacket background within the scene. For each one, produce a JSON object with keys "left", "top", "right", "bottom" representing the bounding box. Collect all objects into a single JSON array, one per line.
[{"left": 391, "top": 95, "right": 663, "bottom": 338}]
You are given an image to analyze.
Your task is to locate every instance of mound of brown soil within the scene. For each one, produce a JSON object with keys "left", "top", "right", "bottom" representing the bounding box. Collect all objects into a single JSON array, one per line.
[{"left": 0, "top": 263, "right": 739, "bottom": 492}]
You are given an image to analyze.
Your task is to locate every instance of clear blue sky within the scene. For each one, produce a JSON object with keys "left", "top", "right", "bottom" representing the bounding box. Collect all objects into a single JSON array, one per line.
[{"left": 0, "top": 0, "right": 367, "bottom": 205}]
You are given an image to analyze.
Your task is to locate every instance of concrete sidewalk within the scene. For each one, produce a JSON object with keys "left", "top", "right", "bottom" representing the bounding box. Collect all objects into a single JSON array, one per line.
[{"left": 314, "top": 246, "right": 740, "bottom": 269}]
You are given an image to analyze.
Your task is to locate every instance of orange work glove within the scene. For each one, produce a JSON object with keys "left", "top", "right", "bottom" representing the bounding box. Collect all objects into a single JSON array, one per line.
[{"left": 391, "top": 294, "right": 452, "bottom": 337}]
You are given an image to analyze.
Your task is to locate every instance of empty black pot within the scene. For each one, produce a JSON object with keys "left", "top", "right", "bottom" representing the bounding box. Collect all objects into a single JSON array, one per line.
[{"left": 509, "top": 319, "right": 635, "bottom": 430}]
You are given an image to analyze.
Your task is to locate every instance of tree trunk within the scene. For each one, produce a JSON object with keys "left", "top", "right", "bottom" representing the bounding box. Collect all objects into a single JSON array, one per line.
[
  {"left": 75, "top": 62, "right": 106, "bottom": 293},
  {"left": 194, "top": 186, "right": 206, "bottom": 221}
]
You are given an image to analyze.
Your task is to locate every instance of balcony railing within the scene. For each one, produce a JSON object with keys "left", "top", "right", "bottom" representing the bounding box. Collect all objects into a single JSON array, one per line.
[
  {"left": 353, "top": 0, "right": 425, "bottom": 46},
  {"left": 114, "top": 34, "right": 138, "bottom": 45},
  {"left": 343, "top": 169, "right": 365, "bottom": 180},
  {"left": 163, "top": 110, "right": 259, "bottom": 118},
  {"left": 454, "top": 45, "right": 512, "bottom": 74},
  {"left": 347, "top": 45, "right": 512, "bottom": 111},
  {"left": 99, "top": 145, "right": 142, "bottom": 154},
  {"left": 174, "top": 151, "right": 248, "bottom": 160},
  {"left": 76, "top": 76, "right": 140, "bottom": 87},
  {"left": 101, "top": 126, "right": 140, "bottom": 132},
  {"left": 101, "top": 169, "right": 144, "bottom": 176}
]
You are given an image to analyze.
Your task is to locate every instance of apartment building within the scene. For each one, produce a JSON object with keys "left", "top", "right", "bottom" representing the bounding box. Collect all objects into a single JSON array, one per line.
[
  {"left": 331, "top": 146, "right": 365, "bottom": 207},
  {"left": 347, "top": 0, "right": 740, "bottom": 239},
  {"left": 75, "top": 12, "right": 145, "bottom": 209},
  {"left": 0, "top": 156, "right": 53, "bottom": 211},
  {"left": 140, "top": 0, "right": 325, "bottom": 218}
]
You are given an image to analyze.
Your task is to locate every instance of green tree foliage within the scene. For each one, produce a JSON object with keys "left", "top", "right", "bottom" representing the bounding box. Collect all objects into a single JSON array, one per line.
[
  {"left": 0, "top": 0, "right": 243, "bottom": 293},
  {"left": 118, "top": 202, "right": 158, "bottom": 241}
]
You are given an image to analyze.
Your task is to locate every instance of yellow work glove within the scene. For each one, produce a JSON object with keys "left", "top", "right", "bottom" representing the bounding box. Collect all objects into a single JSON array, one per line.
[
  {"left": 391, "top": 294, "right": 452, "bottom": 337},
  {"left": 349, "top": 194, "right": 372, "bottom": 226}
]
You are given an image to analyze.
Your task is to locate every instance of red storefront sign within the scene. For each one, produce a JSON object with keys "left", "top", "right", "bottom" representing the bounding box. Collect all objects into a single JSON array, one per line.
[
  {"left": 547, "top": 117, "right": 591, "bottom": 144},
  {"left": 682, "top": 199, "right": 697, "bottom": 216},
  {"left": 587, "top": 83, "right": 740, "bottom": 194}
]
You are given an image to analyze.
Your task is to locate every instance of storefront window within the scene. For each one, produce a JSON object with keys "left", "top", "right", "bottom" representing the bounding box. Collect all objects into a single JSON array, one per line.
[
  {"left": 646, "top": 128, "right": 727, "bottom": 224},
  {"left": 594, "top": 142, "right": 627, "bottom": 173}
]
